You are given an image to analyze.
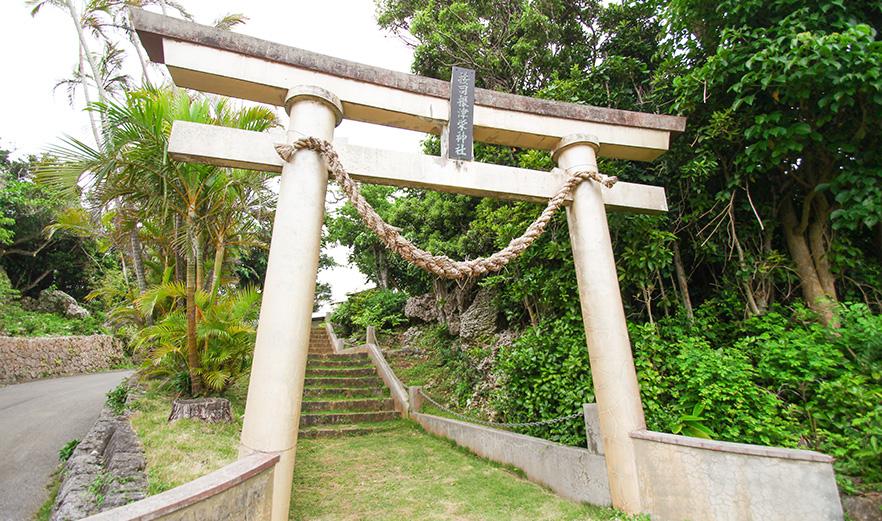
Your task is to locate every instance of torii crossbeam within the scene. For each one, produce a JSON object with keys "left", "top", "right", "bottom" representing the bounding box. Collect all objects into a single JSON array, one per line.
[{"left": 131, "top": 8, "right": 686, "bottom": 521}]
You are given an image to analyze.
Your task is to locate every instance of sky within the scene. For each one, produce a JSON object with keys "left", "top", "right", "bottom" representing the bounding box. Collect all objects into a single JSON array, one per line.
[{"left": 0, "top": 0, "right": 425, "bottom": 311}]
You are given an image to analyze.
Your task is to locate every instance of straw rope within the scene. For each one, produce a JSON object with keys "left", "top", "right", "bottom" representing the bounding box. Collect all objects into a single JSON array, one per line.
[{"left": 276, "top": 137, "right": 616, "bottom": 280}]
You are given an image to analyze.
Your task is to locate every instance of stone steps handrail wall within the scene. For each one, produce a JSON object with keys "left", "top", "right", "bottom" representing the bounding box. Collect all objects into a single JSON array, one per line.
[
  {"left": 82, "top": 453, "right": 279, "bottom": 521},
  {"left": 364, "top": 326, "right": 410, "bottom": 416}
]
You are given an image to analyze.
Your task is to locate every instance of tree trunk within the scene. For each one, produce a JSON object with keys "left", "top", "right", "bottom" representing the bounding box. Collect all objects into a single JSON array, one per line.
[
  {"left": 185, "top": 212, "right": 203, "bottom": 396},
  {"left": 174, "top": 214, "right": 184, "bottom": 283},
  {"left": 642, "top": 284, "right": 654, "bottom": 325},
  {"left": 210, "top": 238, "right": 225, "bottom": 300},
  {"left": 374, "top": 245, "right": 389, "bottom": 290},
  {"left": 195, "top": 233, "right": 204, "bottom": 293},
  {"left": 130, "top": 228, "right": 148, "bottom": 294},
  {"left": 729, "top": 203, "right": 761, "bottom": 316},
  {"left": 780, "top": 199, "right": 836, "bottom": 325},
  {"left": 672, "top": 241, "right": 694, "bottom": 321},
  {"left": 78, "top": 48, "right": 102, "bottom": 145},
  {"left": 129, "top": 226, "right": 153, "bottom": 326},
  {"left": 66, "top": 1, "right": 106, "bottom": 103},
  {"left": 807, "top": 195, "right": 837, "bottom": 299}
]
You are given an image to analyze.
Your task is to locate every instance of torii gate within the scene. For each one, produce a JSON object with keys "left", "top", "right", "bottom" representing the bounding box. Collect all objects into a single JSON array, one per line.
[{"left": 131, "top": 9, "right": 685, "bottom": 520}]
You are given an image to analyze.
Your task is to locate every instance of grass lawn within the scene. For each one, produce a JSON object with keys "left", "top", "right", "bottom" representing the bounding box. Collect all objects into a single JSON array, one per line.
[
  {"left": 129, "top": 389, "right": 242, "bottom": 495},
  {"left": 131, "top": 387, "right": 630, "bottom": 520},
  {"left": 292, "top": 421, "right": 626, "bottom": 521}
]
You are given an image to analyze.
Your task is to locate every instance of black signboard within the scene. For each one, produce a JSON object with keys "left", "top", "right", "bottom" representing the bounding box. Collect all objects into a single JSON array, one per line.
[{"left": 447, "top": 66, "right": 475, "bottom": 161}]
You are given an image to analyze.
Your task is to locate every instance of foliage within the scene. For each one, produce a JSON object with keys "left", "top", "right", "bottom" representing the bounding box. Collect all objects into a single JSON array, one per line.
[
  {"left": 58, "top": 438, "right": 79, "bottom": 462},
  {"left": 0, "top": 297, "right": 104, "bottom": 337},
  {"left": 493, "top": 301, "right": 882, "bottom": 492},
  {"left": 329, "top": 288, "right": 408, "bottom": 336},
  {"left": 494, "top": 313, "right": 594, "bottom": 445},
  {"left": 105, "top": 382, "right": 129, "bottom": 415},
  {"left": 0, "top": 146, "right": 98, "bottom": 299},
  {"left": 133, "top": 284, "right": 260, "bottom": 395}
]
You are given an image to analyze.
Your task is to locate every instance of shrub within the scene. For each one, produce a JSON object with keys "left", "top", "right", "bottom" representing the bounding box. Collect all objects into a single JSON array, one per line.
[
  {"left": 329, "top": 288, "right": 408, "bottom": 336},
  {"left": 58, "top": 439, "right": 79, "bottom": 462},
  {"left": 494, "top": 311, "right": 595, "bottom": 445},
  {"left": 134, "top": 284, "right": 259, "bottom": 395},
  {"left": 492, "top": 301, "right": 882, "bottom": 491},
  {"left": 105, "top": 382, "right": 129, "bottom": 415}
]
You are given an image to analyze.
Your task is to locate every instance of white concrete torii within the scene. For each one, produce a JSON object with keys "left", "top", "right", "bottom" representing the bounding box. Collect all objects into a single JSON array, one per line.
[{"left": 131, "top": 9, "right": 686, "bottom": 520}]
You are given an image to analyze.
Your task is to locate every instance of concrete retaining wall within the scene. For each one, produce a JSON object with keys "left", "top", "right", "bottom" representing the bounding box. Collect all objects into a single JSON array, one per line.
[
  {"left": 83, "top": 453, "right": 279, "bottom": 521},
  {"left": 412, "top": 412, "right": 611, "bottom": 506},
  {"left": 631, "top": 429, "right": 844, "bottom": 521},
  {"left": 365, "top": 326, "right": 410, "bottom": 416},
  {"left": 0, "top": 335, "right": 123, "bottom": 384}
]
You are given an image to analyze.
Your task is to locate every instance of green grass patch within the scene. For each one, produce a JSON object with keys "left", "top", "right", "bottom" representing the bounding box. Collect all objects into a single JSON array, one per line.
[
  {"left": 128, "top": 387, "right": 243, "bottom": 495},
  {"left": 130, "top": 378, "right": 630, "bottom": 520},
  {"left": 34, "top": 466, "right": 63, "bottom": 521},
  {"left": 0, "top": 303, "right": 105, "bottom": 337},
  {"left": 291, "top": 421, "right": 627, "bottom": 521}
]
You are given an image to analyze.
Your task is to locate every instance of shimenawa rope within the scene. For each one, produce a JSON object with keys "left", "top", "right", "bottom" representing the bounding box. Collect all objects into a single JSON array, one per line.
[{"left": 275, "top": 137, "right": 616, "bottom": 280}]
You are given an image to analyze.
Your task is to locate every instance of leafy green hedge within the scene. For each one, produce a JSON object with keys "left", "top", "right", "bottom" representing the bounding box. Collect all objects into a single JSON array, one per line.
[
  {"left": 493, "top": 301, "right": 882, "bottom": 493},
  {"left": 329, "top": 288, "right": 408, "bottom": 336}
]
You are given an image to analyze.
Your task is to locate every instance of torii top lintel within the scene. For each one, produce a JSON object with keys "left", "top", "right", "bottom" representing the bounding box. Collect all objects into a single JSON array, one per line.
[{"left": 130, "top": 8, "right": 686, "bottom": 162}]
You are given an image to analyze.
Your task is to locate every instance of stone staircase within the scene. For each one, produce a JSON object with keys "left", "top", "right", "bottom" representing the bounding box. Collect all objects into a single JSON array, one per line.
[{"left": 299, "top": 328, "right": 398, "bottom": 438}]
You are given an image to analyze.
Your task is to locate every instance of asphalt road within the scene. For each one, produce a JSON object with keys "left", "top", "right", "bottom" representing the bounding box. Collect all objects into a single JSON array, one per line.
[{"left": 0, "top": 370, "right": 132, "bottom": 521}]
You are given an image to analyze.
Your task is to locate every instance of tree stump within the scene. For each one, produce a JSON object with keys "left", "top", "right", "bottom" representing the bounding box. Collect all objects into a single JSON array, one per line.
[{"left": 168, "top": 397, "right": 233, "bottom": 423}]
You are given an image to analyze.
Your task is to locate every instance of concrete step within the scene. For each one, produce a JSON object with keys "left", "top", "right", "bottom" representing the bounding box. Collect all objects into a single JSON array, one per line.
[
  {"left": 298, "top": 421, "right": 399, "bottom": 439},
  {"left": 303, "top": 387, "right": 387, "bottom": 399},
  {"left": 304, "top": 376, "right": 384, "bottom": 388},
  {"left": 302, "top": 398, "right": 394, "bottom": 413},
  {"left": 300, "top": 410, "right": 398, "bottom": 427},
  {"left": 308, "top": 353, "right": 368, "bottom": 362},
  {"left": 308, "top": 362, "right": 374, "bottom": 371},
  {"left": 306, "top": 367, "right": 376, "bottom": 378}
]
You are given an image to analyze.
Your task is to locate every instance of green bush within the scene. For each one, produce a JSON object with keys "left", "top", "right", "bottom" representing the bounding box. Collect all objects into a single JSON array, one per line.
[
  {"left": 329, "top": 288, "right": 408, "bottom": 336},
  {"left": 58, "top": 438, "right": 79, "bottom": 462},
  {"left": 494, "top": 311, "right": 594, "bottom": 445},
  {"left": 105, "top": 382, "right": 129, "bottom": 415},
  {"left": 492, "top": 301, "right": 882, "bottom": 492},
  {"left": 134, "top": 284, "right": 259, "bottom": 395},
  {"left": 0, "top": 302, "right": 105, "bottom": 337}
]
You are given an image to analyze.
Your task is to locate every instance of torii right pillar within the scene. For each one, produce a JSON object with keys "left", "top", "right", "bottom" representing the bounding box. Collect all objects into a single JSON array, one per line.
[{"left": 554, "top": 134, "right": 646, "bottom": 513}]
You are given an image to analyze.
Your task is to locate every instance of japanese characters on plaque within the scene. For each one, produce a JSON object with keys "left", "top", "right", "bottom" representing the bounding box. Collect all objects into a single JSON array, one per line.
[{"left": 447, "top": 66, "right": 475, "bottom": 161}]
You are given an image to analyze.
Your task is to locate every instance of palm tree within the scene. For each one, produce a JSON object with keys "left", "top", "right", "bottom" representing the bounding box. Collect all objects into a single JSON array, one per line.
[{"left": 38, "top": 87, "right": 277, "bottom": 395}]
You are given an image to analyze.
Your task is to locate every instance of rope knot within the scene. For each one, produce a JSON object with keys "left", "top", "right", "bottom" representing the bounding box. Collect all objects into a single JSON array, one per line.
[{"left": 571, "top": 170, "right": 618, "bottom": 189}]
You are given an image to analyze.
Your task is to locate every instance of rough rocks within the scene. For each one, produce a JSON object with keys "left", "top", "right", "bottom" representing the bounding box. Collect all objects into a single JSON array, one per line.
[
  {"left": 459, "top": 288, "right": 499, "bottom": 341},
  {"left": 21, "top": 289, "right": 91, "bottom": 319},
  {"left": 0, "top": 335, "right": 123, "bottom": 384},
  {"left": 51, "top": 405, "right": 147, "bottom": 520},
  {"left": 842, "top": 493, "right": 882, "bottom": 521},
  {"left": 399, "top": 326, "right": 426, "bottom": 355},
  {"left": 404, "top": 293, "right": 439, "bottom": 322}
]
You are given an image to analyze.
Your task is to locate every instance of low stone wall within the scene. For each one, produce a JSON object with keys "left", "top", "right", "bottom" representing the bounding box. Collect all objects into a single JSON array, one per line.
[
  {"left": 631, "top": 429, "right": 844, "bottom": 520},
  {"left": 83, "top": 453, "right": 278, "bottom": 521},
  {"left": 0, "top": 335, "right": 123, "bottom": 384},
  {"left": 412, "top": 412, "right": 611, "bottom": 506},
  {"left": 52, "top": 406, "right": 148, "bottom": 520}
]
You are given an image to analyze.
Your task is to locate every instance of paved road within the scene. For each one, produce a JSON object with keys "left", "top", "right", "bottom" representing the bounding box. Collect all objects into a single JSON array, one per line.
[{"left": 0, "top": 371, "right": 132, "bottom": 521}]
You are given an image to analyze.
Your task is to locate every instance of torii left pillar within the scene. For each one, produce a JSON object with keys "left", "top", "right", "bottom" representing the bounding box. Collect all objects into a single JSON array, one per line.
[{"left": 238, "top": 85, "right": 342, "bottom": 521}]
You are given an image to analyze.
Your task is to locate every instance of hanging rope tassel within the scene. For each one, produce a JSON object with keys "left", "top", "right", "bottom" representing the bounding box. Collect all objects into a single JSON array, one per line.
[{"left": 276, "top": 137, "right": 617, "bottom": 280}]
